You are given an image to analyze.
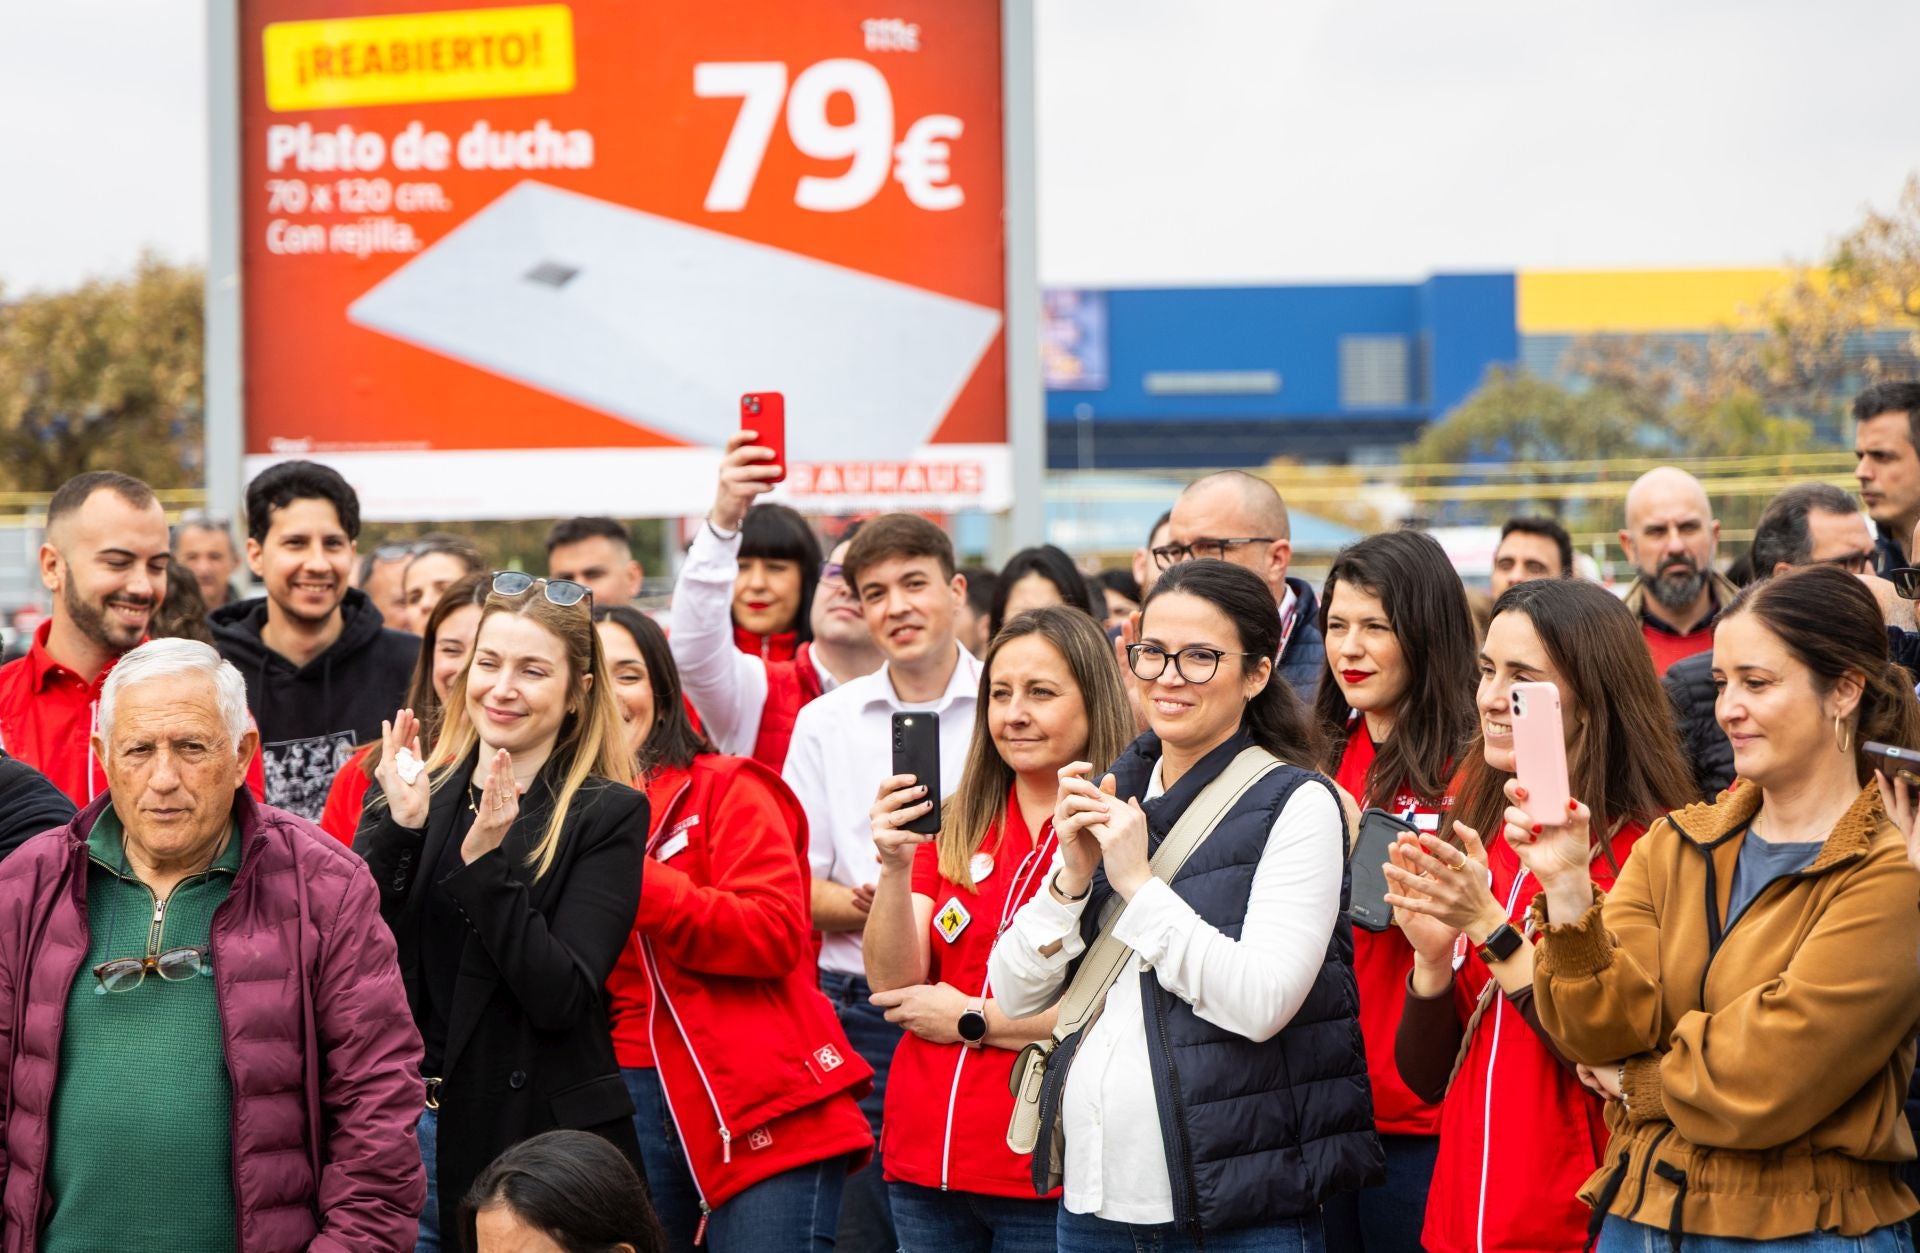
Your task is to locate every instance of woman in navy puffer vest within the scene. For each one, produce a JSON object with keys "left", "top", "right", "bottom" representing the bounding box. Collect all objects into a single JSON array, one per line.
[{"left": 992, "top": 559, "right": 1382, "bottom": 1253}]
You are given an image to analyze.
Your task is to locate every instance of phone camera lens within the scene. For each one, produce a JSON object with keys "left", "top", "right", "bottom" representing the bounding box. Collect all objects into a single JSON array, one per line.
[{"left": 744, "top": 396, "right": 761, "bottom": 414}]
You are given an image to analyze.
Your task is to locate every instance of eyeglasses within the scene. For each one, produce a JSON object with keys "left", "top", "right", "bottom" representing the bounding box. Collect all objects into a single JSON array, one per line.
[
  {"left": 1126, "top": 643, "right": 1257, "bottom": 684},
  {"left": 492, "top": 571, "right": 592, "bottom": 608},
  {"left": 819, "top": 561, "right": 848, "bottom": 589},
  {"left": 93, "top": 946, "right": 211, "bottom": 995},
  {"left": 1150, "top": 537, "right": 1274, "bottom": 570},
  {"left": 373, "top": 541, "right": 426, "bottom": 562},
  {"left": 1892, "top": 567, "right": 1920, "bottom": 601},
  {"left": 1811, "top": 550, "right": 1877, "bottom": 576}
]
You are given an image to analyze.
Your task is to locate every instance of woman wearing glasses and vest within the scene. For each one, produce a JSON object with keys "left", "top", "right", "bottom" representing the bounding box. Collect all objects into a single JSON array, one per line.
[
  {"left": 358, "top": 572, "right": 648, "bottom": 1253},
  {"left": 991, "top": 560, "right": 1381, "bottom": 1253},
  {"left": 594, "top": 606, "right": 874, "bottom": 1253},
  {"left": 862, "top": 607, "right": 1134, "bottom": 1252},
  {"left": 321, "top": 572, "right": 489, "bottom": 845},
  {"left": 1311, "top": 530, "right": 1480, "bottom": 1252},
  {"left": 1380, "top": 577, "right": 1695, "bottom": 1253},
  {"left": 1517, "top": 567, "right": 1920, "bottom": 1249}
]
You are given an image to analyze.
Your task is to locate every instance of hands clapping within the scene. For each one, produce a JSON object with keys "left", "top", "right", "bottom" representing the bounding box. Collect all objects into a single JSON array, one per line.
[{"left": 1053, "top": 762, "right": 1152, "bottom": 900}]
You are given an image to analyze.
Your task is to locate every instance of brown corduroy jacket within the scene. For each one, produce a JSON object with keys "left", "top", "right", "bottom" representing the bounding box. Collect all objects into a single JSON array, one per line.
[{"left": 1531, "top": 780, "right": 1920, "bottom": 1239}]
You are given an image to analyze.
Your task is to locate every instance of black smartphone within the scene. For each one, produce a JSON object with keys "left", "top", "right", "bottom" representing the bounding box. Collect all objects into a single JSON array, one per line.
[
  {"left": 1865, "top": 740, "right": 1920, "bottom": 784},
  {"left": 891, "top": 712, "right": 942, "bottom": 835},
  {"left": 1348, "top": 808, "right": 1419, "bottom": 933}
]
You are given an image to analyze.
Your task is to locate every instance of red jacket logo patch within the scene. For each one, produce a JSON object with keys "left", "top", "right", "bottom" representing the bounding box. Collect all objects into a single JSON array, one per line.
[
  {"left": 813, "top": 1044, "right": 844, "bottom": 1071},
  {"left": 748, "top": 1127, "right": 774, "bottom": 1151}
]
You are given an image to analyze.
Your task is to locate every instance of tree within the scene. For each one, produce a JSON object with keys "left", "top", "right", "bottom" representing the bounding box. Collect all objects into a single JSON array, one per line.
[
  {"left": 1409, "top": 367, "right": 1651, "bottom": 468},
  {"left": 0, "top": 255, "right": 204, "bottom": 492}
]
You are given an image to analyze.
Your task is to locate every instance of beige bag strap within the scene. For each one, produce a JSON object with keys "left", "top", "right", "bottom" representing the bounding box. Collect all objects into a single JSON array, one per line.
[{"left": 1048, "top": 746, "right": 1283, "bottom": 1042}]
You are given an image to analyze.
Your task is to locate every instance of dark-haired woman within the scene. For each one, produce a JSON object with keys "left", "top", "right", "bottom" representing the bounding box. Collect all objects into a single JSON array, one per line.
[
  {"left": 596, "top": 605, "right": 874, "bottom": 1253},
  {"left": 990, "top": 545, "right": 1103, "bottom": 639},
  {"left": 1381, "top": 577, "right": 1696, "bottom": 1253},
  {"left": 991, "top": 559, "right": 1382, "bottom": 1251},
  {"left": 322, "top": 572, "right": 488, "bottom": 844},
  {"left": 463, "top": 1130, "right": 666, "bottom": 1253},
  {"left": 1516, "top": 566, "right": 1920, "bottom": 1248},
  {"left": 1313, "top": 530, "right": 1479, "bottom": 1251},
  {"left": 862, "top": 607, "right": 1134, "bottom": 1252},
  {"left": 358, "top": 575, "right": 648, "bottom": 1249},
  {"left": 671, "top": 432, "right": 880, "bottom": 769}
]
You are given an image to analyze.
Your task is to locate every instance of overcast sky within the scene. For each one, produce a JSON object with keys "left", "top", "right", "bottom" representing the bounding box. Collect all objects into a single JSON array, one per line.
[{"left": 3, "top": 0, "right": 1916, "bottom": 294}]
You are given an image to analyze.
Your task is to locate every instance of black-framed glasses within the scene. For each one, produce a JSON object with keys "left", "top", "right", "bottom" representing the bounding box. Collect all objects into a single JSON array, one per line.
[
  {"left": 492, "top": 571, "right": 593, "bottom": 608},
  {"left": 1811, "top": 550, "right": 1877, "bottom": 576},
  {"left": 93, "top": 946, "right": 211, "bottom": 995},
  {"left": 1150, "top": 537, "right": 1274, "bottom": 570},
  {"left": 1126, "top": 643, "right": 1258, "bottom": 684},
  {"left": 1892, "top": 567, "right": 1920, "bottom": 601}
]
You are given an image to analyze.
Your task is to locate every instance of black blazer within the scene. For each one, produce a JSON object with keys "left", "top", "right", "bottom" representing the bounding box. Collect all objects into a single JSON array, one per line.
[{"left": 355, "top": 753, "right": 647, "bottom": 1233}]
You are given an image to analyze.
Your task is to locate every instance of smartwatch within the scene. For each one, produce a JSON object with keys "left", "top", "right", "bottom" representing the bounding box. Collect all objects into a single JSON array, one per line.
[
  {"left": 1476, "top": 922, "right": 1525, "bottom": 965},
  {"left": 957, "top": 998, "right": 987, "bottom": 1048}
]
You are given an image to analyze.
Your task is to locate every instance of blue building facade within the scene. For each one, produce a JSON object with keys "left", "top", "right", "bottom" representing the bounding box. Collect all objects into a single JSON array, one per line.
[{"left": 1042, "top": 273, "right": 1519, "bottom": 469}]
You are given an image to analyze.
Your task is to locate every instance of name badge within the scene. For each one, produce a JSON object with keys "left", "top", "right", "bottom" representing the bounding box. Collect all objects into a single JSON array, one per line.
[
  {"left": 934, "top": 896, "right": 972, "bottom": 943},
  {"left": 654, "top": 815, "right": 699, "bottom": 861}
]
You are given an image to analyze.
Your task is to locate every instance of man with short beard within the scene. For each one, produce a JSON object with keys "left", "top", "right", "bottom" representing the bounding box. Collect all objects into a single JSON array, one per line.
[
  {"left": 0, "top": 473, "right": 214, "bottom": 805},
  {"left": 1617, "top": 465, "right": 1739, "bottom": 676}
]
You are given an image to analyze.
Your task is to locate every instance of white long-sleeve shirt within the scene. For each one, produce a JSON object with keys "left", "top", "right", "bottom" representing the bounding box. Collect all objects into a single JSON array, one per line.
[
  {"left": 667, "top": 522, "right": 836, "bottom": 756},
  {"left": 988, "top": 760, "right": 1342, "bottom": 1224}
]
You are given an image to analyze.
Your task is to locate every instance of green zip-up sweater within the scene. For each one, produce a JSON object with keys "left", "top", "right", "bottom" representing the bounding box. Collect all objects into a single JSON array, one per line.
[{"left": 41, "top": 809, "right": 242, "bottom": 1253}]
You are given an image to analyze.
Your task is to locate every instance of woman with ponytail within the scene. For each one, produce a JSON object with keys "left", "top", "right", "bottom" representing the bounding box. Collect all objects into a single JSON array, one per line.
[
  {"left": 1313, "top": 530, "right": 1479, "bottom": 1251},
  {"left": 1516, "top": 565, "right": 1920, "bottom": 1248},
  {"left": 358, "top": 573, "right": 648, "bottom": 1250},
  {"left": 1381, "top": 577, "right": 1694, "bottom": 1253}
]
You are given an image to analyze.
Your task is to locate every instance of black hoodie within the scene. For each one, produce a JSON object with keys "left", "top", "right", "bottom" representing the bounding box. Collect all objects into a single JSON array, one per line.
[{"left": 210, "top": 587, "right": 419, "bottom": 821}]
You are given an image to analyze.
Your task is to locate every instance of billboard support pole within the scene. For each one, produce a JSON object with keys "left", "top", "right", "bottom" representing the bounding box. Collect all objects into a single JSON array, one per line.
[
  {"left": 205, "top": 0, "right": 245, "bottom": 527},
  {"left": 1002, "top": 0, "right": 1043, "bottom": 552}
]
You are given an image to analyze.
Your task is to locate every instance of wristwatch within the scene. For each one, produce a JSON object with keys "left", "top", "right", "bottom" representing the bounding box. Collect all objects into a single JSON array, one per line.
[
  {"left": 957, "top": 998, "right": 987, "bottom": 1048},
  {"left": 1476, "top": 922, "right": 1525, "bottom": 965}
]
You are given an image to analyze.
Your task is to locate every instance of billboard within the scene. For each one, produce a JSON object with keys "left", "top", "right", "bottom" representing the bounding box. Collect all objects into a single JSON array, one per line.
[{"left": 237, "top": 2, "right": 1009, "bottom": 518}]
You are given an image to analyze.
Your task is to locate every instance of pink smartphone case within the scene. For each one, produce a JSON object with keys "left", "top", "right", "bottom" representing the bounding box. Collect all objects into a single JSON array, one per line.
[{"left": 1510, "top": 681, "right": 1571, "bottom": 825}]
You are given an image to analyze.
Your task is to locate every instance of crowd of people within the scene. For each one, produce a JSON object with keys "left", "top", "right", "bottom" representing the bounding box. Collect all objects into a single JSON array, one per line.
[{"left": 5, "top": 379, "right": 1920, "bottom": 1251}]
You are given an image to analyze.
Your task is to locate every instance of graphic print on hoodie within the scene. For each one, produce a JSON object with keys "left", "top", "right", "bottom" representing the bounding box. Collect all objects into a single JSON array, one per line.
[{"left": 210, "top": 587, "right": 419, "bottom": 821}]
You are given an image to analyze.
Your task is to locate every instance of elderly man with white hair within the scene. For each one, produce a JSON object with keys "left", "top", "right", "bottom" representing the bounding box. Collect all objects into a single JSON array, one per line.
[{"left": 0, "top": 638, "right": 425, "bottom": 1251}]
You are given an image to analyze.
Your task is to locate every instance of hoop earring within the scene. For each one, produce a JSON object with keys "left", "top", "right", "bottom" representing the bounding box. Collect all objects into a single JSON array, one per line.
[{"left": 1835, "top": 713, "right": 1854, "bottom": 756}]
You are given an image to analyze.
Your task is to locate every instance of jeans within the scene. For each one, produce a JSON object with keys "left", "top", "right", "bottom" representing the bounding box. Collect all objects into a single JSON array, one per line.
[
  {"left": 889, "top": 1180, "right": 1059, "bottom": 1253},
  {"left": 1320, "top": 1134, "right": 1436, "bottom": 1253},
  {"left": 1598, "top": 1216, "right": 1916, "bottom": 1253},
  {"left": 817, "top": 969, "right": 903, "bottom": 1253},
  {"left": 624, "top": 1066, "right": 849, "bottom": 1253},
  {"left": 1058, "top": 1205, "right": 1325, "bottom": 1253},
  {"left": 415, "top": 1105, "right": 441, "bottom": 1253}
]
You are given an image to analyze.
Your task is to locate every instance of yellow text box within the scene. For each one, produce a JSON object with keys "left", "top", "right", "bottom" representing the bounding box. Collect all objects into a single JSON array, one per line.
[{"left": 263, "top": 5, "right": 574, "bottom": 112}]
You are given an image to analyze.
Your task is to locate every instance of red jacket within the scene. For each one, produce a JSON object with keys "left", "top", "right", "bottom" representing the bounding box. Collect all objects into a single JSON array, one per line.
[
  {"left": 319, "top": 745, "right": 376, "bottom": 846},
  {"left": 734, "top": 625, "right": 801, "bottom": 664},
  {"left": 1334, "top": 723, "right": 1450, "bottom": 1137},
  {"left": 1419, "top": 820, "right": 1646, "bottom": 1253},
  {"left": 883, "top": 789, "right": 1061, "bottom": 1196},
  {"left": 0, "top": 622, "right": 267, "bottom": 807},
  {"left": 0, "top": 789, "right": 425, "bottom": 1252},
  {"left": 752, "top": 647, "right": 824, "bottom": 771},
  {"left": 605, "top": 754, "right": 872, "bottom": 1211}
]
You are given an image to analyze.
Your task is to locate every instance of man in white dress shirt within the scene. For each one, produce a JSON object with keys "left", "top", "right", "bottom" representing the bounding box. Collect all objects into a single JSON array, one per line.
[{"left": 782, "top": 512, "right": 981, "bottom": 1253}]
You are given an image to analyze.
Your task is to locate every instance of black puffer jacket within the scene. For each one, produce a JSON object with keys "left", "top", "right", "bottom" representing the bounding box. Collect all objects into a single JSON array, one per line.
[{"left": 1663, "top": 651, "right": 1731, "bottom": 803}]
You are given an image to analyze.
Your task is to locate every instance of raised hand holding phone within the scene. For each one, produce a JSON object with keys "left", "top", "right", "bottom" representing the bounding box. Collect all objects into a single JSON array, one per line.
[
  {"left": 870, "top": 773, "right": 935, "bottom": 873},
  {"left": 711, "top": 429, "right": 784, "bottom": 532}
]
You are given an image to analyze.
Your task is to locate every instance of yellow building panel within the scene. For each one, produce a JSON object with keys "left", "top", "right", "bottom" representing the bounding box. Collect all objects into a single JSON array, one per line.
[{"left": 1517, "top": 268, "right": 1790, "bottom": 335}]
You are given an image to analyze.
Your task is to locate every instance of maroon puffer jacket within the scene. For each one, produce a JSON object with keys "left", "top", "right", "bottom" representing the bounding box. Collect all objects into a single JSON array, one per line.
[{"left": 0, "top": 790, "right": 426, "bottom": 1252}]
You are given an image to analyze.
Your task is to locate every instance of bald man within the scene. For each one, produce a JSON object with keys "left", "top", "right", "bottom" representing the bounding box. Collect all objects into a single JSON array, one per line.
[
  {"left": 1162, "top": 470, "right": 1325, "bottom": 701},
  {"left": 1618, "top": 466, "right": 1737, "bottom": 676}
]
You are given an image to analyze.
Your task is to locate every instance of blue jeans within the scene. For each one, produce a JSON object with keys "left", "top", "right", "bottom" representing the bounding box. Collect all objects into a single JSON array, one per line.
[
  {"left": 1058, "top": 1205, "right": 1325, "bottom": 1253},
  {"left": 817, "top": 969, "right": 903, "bottom": 1253},
  {"left": 1320, "top": 1134, "right": 1435, "bottom": 1253},
  {"left": 624, "top": 1066, "right": 848, "bottom": 1253},
  {"left": 889, "top": 1180, "right": 1059, "bottom": 1253},
  {"left": 1598, "top": 1216, "right": 1915, "bottom": 1253},
  {"left": 415, "top": 1105, "right": 441, "bottom": 1253}
]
